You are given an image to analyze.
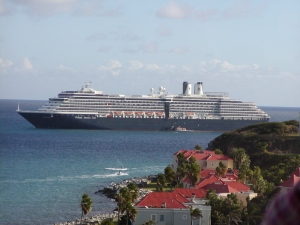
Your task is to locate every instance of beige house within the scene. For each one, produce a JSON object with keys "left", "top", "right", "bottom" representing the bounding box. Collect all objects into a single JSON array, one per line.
[{"left": 172, "top": 150, "right": 233, "bottom": 171}]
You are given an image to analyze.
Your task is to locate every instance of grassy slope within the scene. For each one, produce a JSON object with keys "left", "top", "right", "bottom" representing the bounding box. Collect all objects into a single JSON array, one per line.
[{"left": 208, "top": 120, "right": 300, "bottom": 185}]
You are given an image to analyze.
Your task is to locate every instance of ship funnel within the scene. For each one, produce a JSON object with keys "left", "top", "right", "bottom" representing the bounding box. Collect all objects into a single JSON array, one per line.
[
  {"left": 194, "top": 82, "right": 203, "bottom": 95},
  {"left": 183, "top": 82, "right": 192, "bottom": 95}
]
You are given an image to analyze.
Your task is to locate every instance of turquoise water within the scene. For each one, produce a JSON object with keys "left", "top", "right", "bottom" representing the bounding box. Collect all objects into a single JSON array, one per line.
[{"left": 0, "top": 99, "right": 299, "bottom": 225}]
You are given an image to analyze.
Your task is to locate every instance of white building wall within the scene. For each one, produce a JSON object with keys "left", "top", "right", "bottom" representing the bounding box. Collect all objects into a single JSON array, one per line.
[{"left": 134, "top": 205, "right": 211, "bottom": 225}]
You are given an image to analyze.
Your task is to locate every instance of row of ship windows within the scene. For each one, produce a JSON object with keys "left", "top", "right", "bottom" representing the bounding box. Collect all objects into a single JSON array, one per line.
[
  {"left": 52, "top": 103, "right": 258, "bottom": 110},
  {"left": 52, "top": 104, "right": 259, "bottom": 110},
  {"left": 55, "top": 107, "right": 263, "bottom": 114},
  {"left": 63, "top": 99, "right": 254, "bottom": 106},
  {"left": 54, "top": 110, "right": 265, "bottom": 116},
  {"left": 54, "top": 106, "right": 265, "bottom": 112}
]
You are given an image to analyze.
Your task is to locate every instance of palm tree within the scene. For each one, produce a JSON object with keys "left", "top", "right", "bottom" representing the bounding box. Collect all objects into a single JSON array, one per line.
[
  {"left": 165, "top": 166, "right": 176, "bottom": 189},
  {"left": 80, "top": 193, "right": 93, "bottom": 224},
  {"left": 100, "top": 220, "right": 114, "bottom": 225},
  {"left": 194, "top": 144, "right": 202, "bottom": 150},
  {"left": 223, "top": 193, "right": 243, "bottom": 225},
  {"left": 156, "top": 173, "right": 166, "bottom": 191},
  {"left": 142, "top": 220, "right": 155, "bottom": 225},
  {"left": 164, "top": 166, "right": 175, "bottom": 182},
  {"left": 186, "top": 156, "right": 200, "bottom": 187},
  {"left": 127, "top": 182, "right": 139, "bottom": 202},
  {"left": 216, "top": 161, "right": 227, "bottom": 177},
  {"left": 118, "top": 184, "right": 139, "bottom": 225},
  {"left": 190, "top": 206, "right": 202, "bottom": 225},
  {"left": 120, "top": 202, "right": 137, "bottom": 225}
]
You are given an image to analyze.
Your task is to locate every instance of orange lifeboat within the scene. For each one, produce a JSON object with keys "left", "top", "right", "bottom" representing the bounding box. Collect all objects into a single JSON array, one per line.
[{"left": 124, "top": 111, "right": 133, "bottom": 115}]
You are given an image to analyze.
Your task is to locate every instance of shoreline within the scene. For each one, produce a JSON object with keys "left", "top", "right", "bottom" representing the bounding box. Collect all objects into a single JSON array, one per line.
[{"left": 54, "top": 175, "right": 155, "bottom": 225}]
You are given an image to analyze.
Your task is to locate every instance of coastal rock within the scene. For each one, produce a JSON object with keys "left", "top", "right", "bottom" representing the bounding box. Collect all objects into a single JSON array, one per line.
[{"left": 55, "top": 175, "right": 155, "bottom": 225}]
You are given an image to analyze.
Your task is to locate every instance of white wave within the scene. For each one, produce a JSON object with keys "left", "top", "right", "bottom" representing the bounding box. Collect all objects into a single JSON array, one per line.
[
  {"left": 2, "top": 172, "right": 129, "bottom": 184},
  {"left": 105, "top": 167, "right": 128, "bottom": 171}
]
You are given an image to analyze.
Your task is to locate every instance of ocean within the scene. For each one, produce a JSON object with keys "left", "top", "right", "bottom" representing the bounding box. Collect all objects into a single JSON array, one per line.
[{"left": 0, "top": 99, "right": 299, "bottom": 225}]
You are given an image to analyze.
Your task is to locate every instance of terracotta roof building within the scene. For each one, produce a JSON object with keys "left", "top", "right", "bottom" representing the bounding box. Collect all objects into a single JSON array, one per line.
[
  {"left": 279, "top": 167, "right": 300, "bottom": 194},
  {"left": 134, "top": 188, "right": 211, "bottom": 225},
  {"left": 172, "top": 150, "right": 233, "bottom": 171}
]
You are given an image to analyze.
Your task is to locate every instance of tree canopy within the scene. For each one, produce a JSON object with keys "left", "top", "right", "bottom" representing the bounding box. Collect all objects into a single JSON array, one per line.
[{"left": 80, "top": 193, "right": 93, "bottom": 224}]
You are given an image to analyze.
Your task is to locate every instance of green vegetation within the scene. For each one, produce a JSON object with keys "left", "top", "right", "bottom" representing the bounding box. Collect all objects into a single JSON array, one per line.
[
  {"left": 206, "top": 190, "right": 243, "bottom": 225},
  {"left": 100, "top": 220, "right": 114, "bottom": 225},
  {"left": 141, "top": 221, "right": 155, "bottom": 225},
  {"left": 194, "top": 144, "right": 203, "bottom": 150},
  {"left": 214, "top": 149, "right": 222, "bottom": 154},
  {"left": 190, "top": 206, "right": 202, "bottom": 225},
  {"left": 205, "top": 121, "right": 299, "bottom": 224},
  {"left": 215, "top": 161, "right": 227, "bottom": 177},
  {"left": 80, "top": 193, "right": 93, "bottom": 224},
  {"left": 116, "top": 183, "right": 138, "bottom": 225},
  {"left": 208, "top": 120, "right": 300, "bottom": 185}
]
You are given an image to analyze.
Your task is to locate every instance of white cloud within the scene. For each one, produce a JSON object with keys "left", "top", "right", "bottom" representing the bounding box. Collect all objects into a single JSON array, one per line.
[
  {"left": 145, "top": 64, "right": 160, "bottom": 70},
  {"left": 97, "top": 60, "right": 122, "bottom": 76},
  {"left": 97, "top": 46, "right": 112, "bottom": 53},
  {"left": 158, "top": 28, "right": 172, "bottom": 36},
  {"left": 156, "top": 2, "right": 192, "bottom": 19},
  {"left": 140, "top": 42, "right": 159, "bottom": 53},
  {"left": 56, "top": 64, "right": 75, "bottom": 72},
  {"left": 219, "top": 61, "right": 248, "bottom": 72},
  {"left": 169, "top": 46, "right": 189, "bottom": 54},
  {"left": 119, "top": 32, "right": 141, "bottom": 42},
  {"left": 129, "top": 61, "right": 144, "bottom": 70},
  {"left": 0, "top": 0, "right": 13, "bottom": 15},
  {"left": 195, "top": 9, "right": 217, "bottom": 21},
  {"left": 13, "top": 0, "right": 78, "bottom": 17},
  {"left": 0, "top": 57, "right": 13, "bottom": 68},
  {"left": 221, "top": 1, "right": 266, "bottom": 19},
  {"left": 121, "top": 47, "right": 137, "bottom": 53},
  {"left": 5, "top": 0, "right": 123, "bottom": 17},
  {"left": 0, "top": 57, "right": 13, "bottom": 74},
  {"left": 86, "top": 32, "right": 108, "bottom": 41},
  {"left": 165, "top": 64, "right": 176, "bottom": 70},
  {"left": 182, "top": 65, "right": 192, "bottom": 72},
  {"left": 72, "top": 1, "right": 122, "bottom": 17},
  {"left": 17, "top": 57, "right": 33, "bottom": 71}
]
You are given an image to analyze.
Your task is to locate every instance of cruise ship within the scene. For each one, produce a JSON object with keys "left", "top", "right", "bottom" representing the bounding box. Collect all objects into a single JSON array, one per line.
[{"left": 17, "top": 81, "right": 270, "bottom": 131}]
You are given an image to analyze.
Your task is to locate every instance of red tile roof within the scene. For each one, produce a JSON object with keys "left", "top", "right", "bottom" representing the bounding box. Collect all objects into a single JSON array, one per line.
[
  {"left": 174, "top": 150, "right": 232, "bottom": 161},
  {"left": 172, "top": 188, "right": 207, "bottom": 198},
  {"left": 135, "top": 192, "right": 188, "bottom": 209},
  {"left": 194, "top": 174, "right": 250, "bottom": 193},
  {"left": 223, "top": 181, "right": 250, "bottom": 192},
  {"left": 281, "top": 175, "right": 300, "bottom": 188},
  {"left": 202, "top": 182, "right": 238, "bottom": 193},
  {"left": 294, "top": 167, "right": 300, "bottom": 177},
  {"left": 200, "top": 169, "right": 238, "bottom": 179},
  {"left": 195, "top": 175, "right": 220, "bottom": 189},
  {"left": 200, "top": 169, "right": 217, "bottom": 178},
  {"left": 280, "top": 167, "right": 300, "bottom": 188}
]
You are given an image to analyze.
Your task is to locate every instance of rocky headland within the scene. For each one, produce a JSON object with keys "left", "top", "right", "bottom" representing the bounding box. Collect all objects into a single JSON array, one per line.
[{"left": 54, "top": 175, "right": 155, "bottom": 225}]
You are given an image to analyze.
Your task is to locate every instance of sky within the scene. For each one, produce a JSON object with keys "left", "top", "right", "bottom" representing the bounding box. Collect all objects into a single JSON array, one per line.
[{"left": 0, "top": 0, "right": 299, "bottom": 107}]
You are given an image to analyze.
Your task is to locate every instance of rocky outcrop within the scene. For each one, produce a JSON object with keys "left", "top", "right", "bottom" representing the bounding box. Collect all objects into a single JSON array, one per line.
[{"left": 54, "top": 175, "right": 155, "bottom": 225}]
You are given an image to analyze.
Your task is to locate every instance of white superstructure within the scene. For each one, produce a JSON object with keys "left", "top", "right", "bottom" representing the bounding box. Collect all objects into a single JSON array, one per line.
[{"left": 36, "top": 81, "right": 270, "bottom": 121}]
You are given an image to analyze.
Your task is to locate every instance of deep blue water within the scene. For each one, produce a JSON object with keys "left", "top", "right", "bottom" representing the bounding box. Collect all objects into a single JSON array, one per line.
[{"left": 0, "top": 99, "right": 299, "bottom": 225}]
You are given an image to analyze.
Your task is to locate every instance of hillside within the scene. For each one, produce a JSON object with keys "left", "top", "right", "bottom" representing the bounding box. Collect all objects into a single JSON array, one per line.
[{"left": 208, "top": 120, "right": 300, "bottom": 185}]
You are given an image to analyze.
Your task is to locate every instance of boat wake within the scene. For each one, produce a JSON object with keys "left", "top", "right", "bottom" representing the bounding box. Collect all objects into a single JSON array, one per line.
[
  {"left": 3, "top": 172, "right": 129, "bottom": 183},
  {"left": 105, "top": 167, "right": 128, "bottom": 171}
]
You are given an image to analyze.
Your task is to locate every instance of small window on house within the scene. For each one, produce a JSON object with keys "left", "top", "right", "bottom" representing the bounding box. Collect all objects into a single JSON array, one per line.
[
  {"left": 183, "top": 215, "right": 187, "bottom": 219},
  {"left": 151, "top": 214, "right": 157, "bottom": 222},
  {"left": 160, "top": 215, "right": 165, "bottom": 221}
]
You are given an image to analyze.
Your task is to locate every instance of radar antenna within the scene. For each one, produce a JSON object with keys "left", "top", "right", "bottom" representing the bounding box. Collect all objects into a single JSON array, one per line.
[{"left": 85, "top": 81, "right": 91, "bottom": 88}]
